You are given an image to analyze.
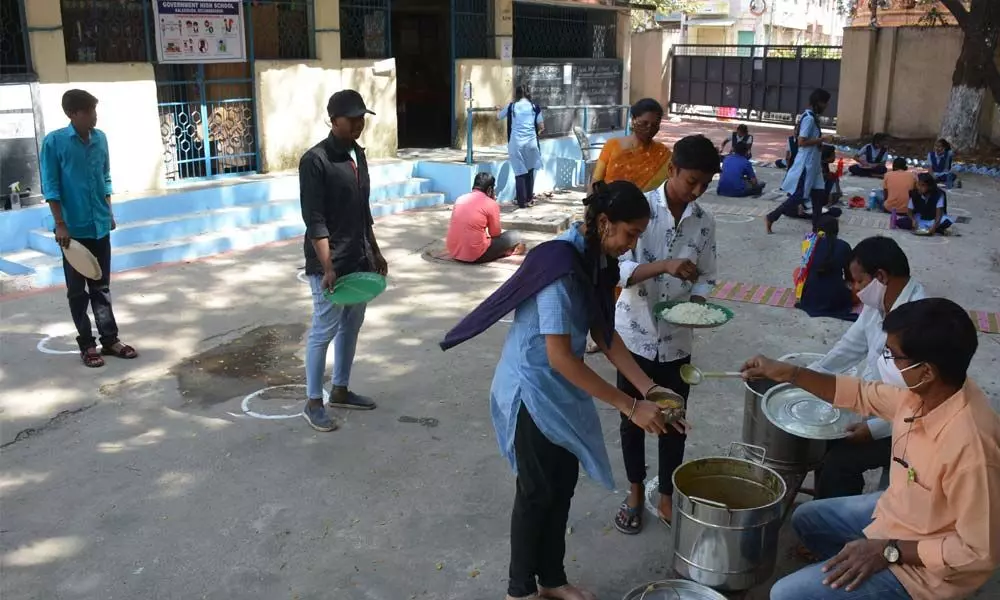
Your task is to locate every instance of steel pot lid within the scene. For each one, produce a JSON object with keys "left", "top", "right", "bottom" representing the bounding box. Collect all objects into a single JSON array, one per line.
[
  {"left": 760, "top": 383, "right": 862, "bottom": 440},
  {"left": 622, "top": 579, "right": 728, "bottom": 600}
]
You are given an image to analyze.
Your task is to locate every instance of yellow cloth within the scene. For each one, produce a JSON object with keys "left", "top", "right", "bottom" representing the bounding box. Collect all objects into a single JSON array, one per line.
[{"left": 592, "top": 137, "right": 672, "bottom": 192}]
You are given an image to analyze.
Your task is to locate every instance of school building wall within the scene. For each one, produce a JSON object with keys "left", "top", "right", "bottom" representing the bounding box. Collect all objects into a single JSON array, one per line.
[
  {"left": 837, "top": 25, "right": 1000, "bottom": 145},
  {"left": 628, "top": 29, "right": 681, "bottom": 107}
]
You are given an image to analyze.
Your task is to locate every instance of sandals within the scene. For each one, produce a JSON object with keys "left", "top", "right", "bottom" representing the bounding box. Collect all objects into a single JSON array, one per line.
[
  {"left": 102, "top": 342, "right": 138, "bottom": 359},
  {"left": 81, "top": 347, "right": 105, "bottom": 368},
  {"left": 613, "top": 501, "right": 643, "bottom": 535}
]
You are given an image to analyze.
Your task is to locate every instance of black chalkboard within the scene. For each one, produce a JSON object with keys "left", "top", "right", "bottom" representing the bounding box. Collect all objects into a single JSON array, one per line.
[{"left": 513, "top": 59, "right": 624, "bottom": 137}]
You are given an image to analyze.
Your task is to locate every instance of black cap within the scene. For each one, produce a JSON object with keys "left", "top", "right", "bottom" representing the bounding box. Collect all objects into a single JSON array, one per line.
[{"left": 327, "top": 89, "right": 375, "bottom": 119}]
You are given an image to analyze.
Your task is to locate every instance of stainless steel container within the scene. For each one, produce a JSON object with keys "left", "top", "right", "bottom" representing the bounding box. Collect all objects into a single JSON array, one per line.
[
  {"left": 671, "top": 444, "right": 786, "bottom": 592},
  {"left": 742, "top": 352, "right": 828, "bottom": 469},
  {"left": 622, "top": 579, "right": 728, "bottom": 600}
]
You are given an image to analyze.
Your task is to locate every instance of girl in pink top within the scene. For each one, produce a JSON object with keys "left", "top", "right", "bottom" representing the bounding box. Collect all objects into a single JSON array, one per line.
[{"left": 446, "top": 173, "right": 524, "bottom": 263}]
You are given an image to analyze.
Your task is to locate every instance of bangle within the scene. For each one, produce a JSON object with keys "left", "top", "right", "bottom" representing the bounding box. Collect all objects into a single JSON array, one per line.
[{"left": 627, "top": 398, "right": 638, "bottom": 421}]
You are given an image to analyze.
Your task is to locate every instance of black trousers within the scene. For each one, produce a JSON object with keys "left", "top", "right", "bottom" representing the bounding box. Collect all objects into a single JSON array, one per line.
[
  {"left": 768, "top": 173, "right": 827, "bottom": 231},
  {"left": 618, "top": 353, "right": 691, "bottom": 496},
  {"left": 475, "top": 230, "right": 523, "bottom": 263},
  {"left": 514, "top": 169, "right": 535, "bottom": 208},
  {"left": 848, "top": 164, "right": 887, "bottom": 178},
  {"left": 63, "top": 235, "right": 119, "bottom": 352},
  {"left": 508, "top": 404, "right": 579, "bottom": 597},
  {"left": 814, "top": 436, "right": 892, "bottom": 499}
]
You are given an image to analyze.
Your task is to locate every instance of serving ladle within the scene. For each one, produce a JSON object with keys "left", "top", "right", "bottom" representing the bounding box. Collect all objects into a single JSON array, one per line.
[{"left": 680, "top": 363, "right": 743, "bottom": 386}]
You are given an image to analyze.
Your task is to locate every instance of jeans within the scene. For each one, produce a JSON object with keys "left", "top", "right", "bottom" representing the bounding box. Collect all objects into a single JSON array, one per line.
[
  {"left": 305, "top": 274, "right": 367, "bottom": 399},
  {"left": 618, "top": 353, "right": 691, "bottom": 496},
  {"left": 475, "top": 230, "right": 523, "bottom": 263},
  {"left": 770, "top": 493, "right": 910, "bottom": 600},
  {"left": 815, "top": 437, "right": 892, "bottom": 499},
  {"left": 63, "top": 235, "right": 119, "bottom": 351},
  {"left": 508, "top": 403, "right": 578, "bottom": 597}
]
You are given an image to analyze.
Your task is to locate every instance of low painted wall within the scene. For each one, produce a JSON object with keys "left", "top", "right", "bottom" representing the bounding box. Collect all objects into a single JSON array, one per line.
[{"left": 454, "top": 60, "right": 513, "bottom": 150}]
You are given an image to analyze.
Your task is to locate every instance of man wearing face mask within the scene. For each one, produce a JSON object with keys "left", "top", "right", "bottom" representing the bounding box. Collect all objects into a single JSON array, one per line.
[
  {"left": 808, "top": 236, "right": 926, "bottom": 499},
  {"left": 744, "top": 298, "right": 1000, "bottom": 600}
]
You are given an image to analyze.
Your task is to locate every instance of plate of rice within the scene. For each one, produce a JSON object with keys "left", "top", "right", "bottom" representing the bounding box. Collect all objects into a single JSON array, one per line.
[{"left": 654, "top": 300, "right": 734, "bottom": 329}]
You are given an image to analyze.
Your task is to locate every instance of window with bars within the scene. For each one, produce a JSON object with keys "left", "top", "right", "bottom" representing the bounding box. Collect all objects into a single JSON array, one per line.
[
  {"left": 60, "top": 0, "right": 150, "bottom": 63},
  {"left": 340, "top": 0, "right": 390, "bottom": 60},
  {"left": 249, "top": 0, "right": 315, "bottom": 60},
  {"left": 0, "top": 0, "right": 31, "bottom": 79},
  {"left": 513, "top": 2, "right": 617, "bottom": 60},
  {"left": 455, "top": 0, "right": 494, "bottom": 59}
]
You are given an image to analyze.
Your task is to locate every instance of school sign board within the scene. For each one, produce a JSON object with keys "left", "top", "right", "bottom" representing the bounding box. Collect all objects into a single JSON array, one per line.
[{"left": 152, "top": 1, "right": 247, "bottom": 64}]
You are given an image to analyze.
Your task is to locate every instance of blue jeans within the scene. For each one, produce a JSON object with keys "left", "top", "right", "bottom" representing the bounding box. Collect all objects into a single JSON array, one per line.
[
  {"left": 305, "top": 274, "right": 367, "bottom": 399},
  {"left": 770, "top": 493, "right": 910, "bottom": 600}
]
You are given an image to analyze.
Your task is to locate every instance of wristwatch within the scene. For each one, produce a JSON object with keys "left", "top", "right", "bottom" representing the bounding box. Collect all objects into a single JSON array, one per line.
[{"left": 883, "top": 540, "right": 901, "bottom": 564}]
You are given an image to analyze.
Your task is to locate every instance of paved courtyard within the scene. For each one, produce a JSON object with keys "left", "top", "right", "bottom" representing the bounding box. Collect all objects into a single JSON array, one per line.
[{"left": 2, "top": 164, "right": 999, "bottom": 599}]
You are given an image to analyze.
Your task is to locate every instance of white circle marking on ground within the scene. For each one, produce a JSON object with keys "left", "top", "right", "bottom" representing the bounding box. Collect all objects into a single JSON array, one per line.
[
  {"left": 296, "top": 270, "right": 309, "bottom": 284},
  {"left": 948, "top": 207, "right": 970, "bottom": 217},
  {"left": 715, "top": 214, "right": 756, "bottom": 224},
  {"left": 241, "top": 384, "right": 329, "bottom": 420},
  {"left": 900, "top": 234, "right": 950, "bottom": 246},
  {"left": 36, "top": 335, "right": 81, "bottom": 355},
  {"left": 948, "top": 188, "right": 983, "bottom": 198}
]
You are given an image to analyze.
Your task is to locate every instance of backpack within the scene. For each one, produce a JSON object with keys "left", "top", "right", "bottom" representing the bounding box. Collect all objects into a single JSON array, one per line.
[{"left": 506, "top": 101, "right": 542, "bottom": 143}]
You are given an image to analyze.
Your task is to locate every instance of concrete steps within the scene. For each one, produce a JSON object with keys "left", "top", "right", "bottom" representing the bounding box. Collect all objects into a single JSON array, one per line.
[{"left": 0, "top": 173, "right": 445, "bottom": 288}]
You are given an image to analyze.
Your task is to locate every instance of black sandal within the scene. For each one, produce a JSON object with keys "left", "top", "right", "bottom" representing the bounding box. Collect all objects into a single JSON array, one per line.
[{"left": 613, "top": 501, "right": 643, "bottom": 535}]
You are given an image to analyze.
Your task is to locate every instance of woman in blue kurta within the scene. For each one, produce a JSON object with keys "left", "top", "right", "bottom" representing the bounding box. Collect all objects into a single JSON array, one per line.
[
  {"left": 767, "top": 89, "right": 833, "bottom": 234},
  {"left": 498, "top": 86, "right": 544, "bottom": 209},
  {"left": 442, "top": 181, "right": 687, "bottom": 600}
]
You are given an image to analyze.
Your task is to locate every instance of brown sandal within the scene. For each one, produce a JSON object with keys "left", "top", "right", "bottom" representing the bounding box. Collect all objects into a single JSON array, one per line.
[
  {"left": 81, "top": 348, "right": 105, "bottom": 368},
  {"left": 102, "top": 342, "right": 138, "bottom": 359}
]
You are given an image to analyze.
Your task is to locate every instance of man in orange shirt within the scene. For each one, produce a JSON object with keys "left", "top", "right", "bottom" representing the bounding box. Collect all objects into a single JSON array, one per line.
[
  {"left": 446, "top": 173, "right": 524, "bottom": 263},
  {"left": 743, "top": 298, "right": 1000, "bottom": 600},
  {"left": 883, "top": 158, "right": 917, "bottom": 214}
]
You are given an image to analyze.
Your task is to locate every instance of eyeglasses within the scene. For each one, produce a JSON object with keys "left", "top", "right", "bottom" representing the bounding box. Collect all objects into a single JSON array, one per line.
[{"left": 882, "top": 346, "right": 909, "bottom": 361}]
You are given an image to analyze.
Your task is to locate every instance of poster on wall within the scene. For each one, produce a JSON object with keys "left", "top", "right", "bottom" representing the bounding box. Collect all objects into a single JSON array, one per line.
[{"left": 152, "top": 1, "right": 247, "bottom": 64}]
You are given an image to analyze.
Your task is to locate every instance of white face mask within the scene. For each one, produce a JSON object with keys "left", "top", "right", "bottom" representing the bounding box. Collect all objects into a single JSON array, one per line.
[
  {"left": 878, "top": 354, "right": 926, "bottom": 389},
  {"left": 857, "top": 277, "right": 887, "bottom": 312}
]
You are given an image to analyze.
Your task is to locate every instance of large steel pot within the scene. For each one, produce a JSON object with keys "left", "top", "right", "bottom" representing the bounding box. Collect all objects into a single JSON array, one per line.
[
  {"left": 742, "top": 352, "right": 828, "bottom": 469},
  {"left": 671, "top": 443, "right": 786, "bottom": 592}
]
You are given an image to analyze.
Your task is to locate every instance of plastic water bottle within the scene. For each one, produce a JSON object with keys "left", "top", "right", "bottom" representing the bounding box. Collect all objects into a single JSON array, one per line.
[
  {"left": 890, "top": 209, "right": 898, "bottom": 229},
  {"left": 868, "top": 190, "right": 878, "bottom": 211}
]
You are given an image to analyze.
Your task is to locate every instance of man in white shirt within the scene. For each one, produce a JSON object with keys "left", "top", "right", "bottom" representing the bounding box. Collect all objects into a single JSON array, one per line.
[
  {"left": 611, "top": 135, "right": 721, "bottom": 534},
  {"left": 809, "top": 236, "right": 926, "bottom": 498}
]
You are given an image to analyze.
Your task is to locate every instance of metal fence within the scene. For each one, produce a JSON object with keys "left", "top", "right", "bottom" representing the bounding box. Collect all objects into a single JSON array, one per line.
[
  {"left": 155, "top": 63, "right": 258, "bottom": 181},
  {"left": 340, "top": 0, "right": 389, "bottom": 60},
  {"left": 513, "top": 2, "right": 616, "bottom": 60},
  {"left": 455, "top": 0, "right": 494, "bottom": 59},
  {"left": 1, "top": 0, "right": 32, "bottom": 80},
  {"left": 58, "top": 0, "right": 315, "bottom": 63},
  {"left": 670, "top": 44, "right": 842, "bottom": 126}
]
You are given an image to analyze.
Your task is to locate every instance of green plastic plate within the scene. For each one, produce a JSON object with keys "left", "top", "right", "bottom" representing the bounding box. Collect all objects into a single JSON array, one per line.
[
  {"left": 323, "top": 272, "right": 387, "bottom": 306},
  {"left": 653, "top": 300, "right": 734, "bottom": 329}
]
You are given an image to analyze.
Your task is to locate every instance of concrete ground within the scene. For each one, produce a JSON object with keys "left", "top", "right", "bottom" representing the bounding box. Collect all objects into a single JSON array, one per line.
[{"left": 2, "top": 165, "right": 999, "bottom": 600}]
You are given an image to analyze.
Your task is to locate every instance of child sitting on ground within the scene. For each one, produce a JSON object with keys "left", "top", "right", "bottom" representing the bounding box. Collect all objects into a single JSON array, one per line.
[
  {"left": 897, "top": 172, "right": 953, "bottom": 235},
  {"left": 882, "top": 157, "right": 916, "bottom": 214},
  {"left": 717, "top": 142, "right": 765, "bottom": 197},
  {"left": 848, "top": 133, "right": 888, "bottom": 178},
  {"left": 928, "top": 138, "right": 960, "bottom": 189},
  {"left": 720, "top": 124, "right": 754, "bottom": 158}
]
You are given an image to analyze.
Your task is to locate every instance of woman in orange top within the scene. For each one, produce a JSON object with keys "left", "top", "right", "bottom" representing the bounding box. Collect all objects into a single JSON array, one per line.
[
  {"left": 882, "top": 157, "right": 916, "bottom": 213},
  {"left": 591, "top": 98, "right": 671, "bottom": 193}
]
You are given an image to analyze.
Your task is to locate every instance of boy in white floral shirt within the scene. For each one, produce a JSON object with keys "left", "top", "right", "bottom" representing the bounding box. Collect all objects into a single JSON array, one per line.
[{"left": 612, "top": 135, "right": 720, "bottom": 534}]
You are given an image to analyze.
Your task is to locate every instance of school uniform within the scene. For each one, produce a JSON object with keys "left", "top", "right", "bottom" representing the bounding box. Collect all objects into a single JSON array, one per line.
[
  {"left": 848, "top": 143, "right": 888, "bottom": 177},
  {"left": 725, "top": 132, "right": 754, "bottom": 158},
  {"left": 717, "top": 153, "right": 764, "bottom": 197},
  {"left": 928, "top": 149, "right": 956, "bottom": 188},
  {"left": 898, "top": 188, "right": 952, "bottom": 233},
  {"left": 498, "top": 99, "right": 544, "bottom": 208},
  {"left": 772, "top": 111, "right": 829, "bottom": 229},
  {"left": 441, "top": 225, "right": 618, "bottom": 599}
]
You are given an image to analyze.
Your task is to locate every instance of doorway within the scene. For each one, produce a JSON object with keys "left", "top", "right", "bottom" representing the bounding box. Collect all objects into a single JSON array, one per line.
[{"left": 392, "top": 0, "right": 451, "bottom": 148}]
